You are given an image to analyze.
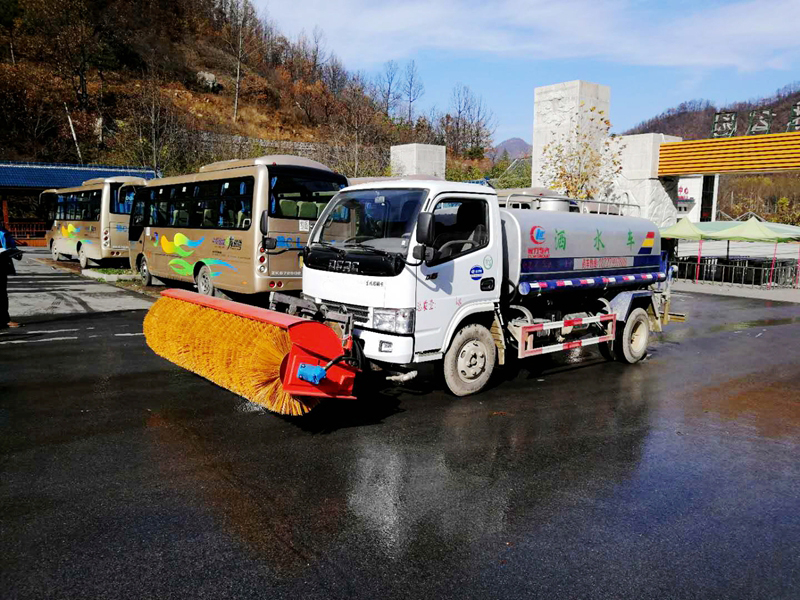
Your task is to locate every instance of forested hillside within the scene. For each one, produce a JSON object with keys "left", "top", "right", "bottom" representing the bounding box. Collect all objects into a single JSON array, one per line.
[{"left": 0, "top": 0, "right": 496, "bottom": 177}]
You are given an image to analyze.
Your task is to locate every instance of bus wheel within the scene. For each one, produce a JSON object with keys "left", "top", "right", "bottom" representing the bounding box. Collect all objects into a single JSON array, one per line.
[
  {"left": 78, "top": 246, "right": 89, "bottom": 269},
  {"left": 139, "top": 257, "right": 152, "bottom": 287},
  {"left": 443, "top": 323, "right": 496, "bottom": 396},
  {"left": 615, "top": 308, "right": 650, "bottom": 364},
  {"left": 51, "top": 242, "right": 63, "bottom": 262},
  {"left": 195, "top": 265, "right": 215, "bottom": 297}
]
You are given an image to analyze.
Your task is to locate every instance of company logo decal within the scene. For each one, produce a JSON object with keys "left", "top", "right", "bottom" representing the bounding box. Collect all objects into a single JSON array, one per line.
[
  {"left": 153, "top": 232, "right": 235, "bottom": 278},
  {"left": 328, "top": 259, "right": 359, "bottom": 273},
  {"left": 527, "top": 247, "right": 550, "bottom": 258},
  {"left": 225, "top": 236, "right": 243, "bottom": 250},
  {"left": 530, "top": 226, "right": 546, "bottom": 245},
  {"left": 61, "top": 224, "right": 80, "bottom": 238},
  {"left": 483, "top": 255, "right": 493, "bottom": 269},
  {"left": 470, "top": 265, "right": 484, "bottom": 280}
]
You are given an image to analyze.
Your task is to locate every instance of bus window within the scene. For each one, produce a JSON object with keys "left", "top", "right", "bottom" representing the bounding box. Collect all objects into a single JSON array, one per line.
[
  {"left": 111, "top": 184, "right": 136, "bottom": 214},
  {"left": 148, "top": 188, "right": 170, "bottom": 226},
  {"left": 89, "top": 190, "right": 101, "bottom": 220},
  {"left": 268, "top": 168, "right": 347, "bottom": 219}
]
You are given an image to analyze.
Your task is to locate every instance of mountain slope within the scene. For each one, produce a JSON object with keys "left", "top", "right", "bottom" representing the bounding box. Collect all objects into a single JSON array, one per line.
[{"left": 625, "top": 84, "right": 800, "bottom": 140}]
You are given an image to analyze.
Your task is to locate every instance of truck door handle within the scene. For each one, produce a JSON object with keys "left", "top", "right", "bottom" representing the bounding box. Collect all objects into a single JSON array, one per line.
[{"left": 480, "top": 278, "right": 495, "bottom": 291}]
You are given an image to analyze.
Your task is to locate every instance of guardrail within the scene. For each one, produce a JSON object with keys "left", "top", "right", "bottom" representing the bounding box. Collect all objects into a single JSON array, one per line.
[
  {"left": 8, "top": 221, "right": 48, "bottom": 239},
  {"left": 574, "top": 199, "right": 642, "bottom": 217},
  {"left": 674, "top": 257, "right": 799, "bottom": 289}
]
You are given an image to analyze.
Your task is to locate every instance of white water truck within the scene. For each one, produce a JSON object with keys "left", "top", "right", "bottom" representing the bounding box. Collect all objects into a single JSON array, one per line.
[{"left": 266, "top": 180, "right": 680, "bottom": 397}]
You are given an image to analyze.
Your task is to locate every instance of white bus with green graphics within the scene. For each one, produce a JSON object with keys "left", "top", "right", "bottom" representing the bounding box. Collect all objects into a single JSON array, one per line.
[{"left": 128, "top": 156, "right": 347, "bottom": 296}]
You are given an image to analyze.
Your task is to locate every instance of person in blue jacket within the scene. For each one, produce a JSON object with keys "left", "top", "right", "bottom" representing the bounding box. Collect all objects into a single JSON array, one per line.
[{"left": 0, "top": 223, "right": 21, "bottom": 328}]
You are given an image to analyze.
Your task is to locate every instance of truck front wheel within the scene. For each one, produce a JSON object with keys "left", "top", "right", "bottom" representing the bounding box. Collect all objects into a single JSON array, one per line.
[
  {"left": 443, "top": 323, "right": 496, "bottom": 396},
  {"left": 615, "top": 307, "right": 650, "bottom": 364}
]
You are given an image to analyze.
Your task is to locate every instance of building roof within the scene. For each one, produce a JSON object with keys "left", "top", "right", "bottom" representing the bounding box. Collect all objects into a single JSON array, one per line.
[{"left": 0, "top": 162, "right": 157, "bottom": 192}]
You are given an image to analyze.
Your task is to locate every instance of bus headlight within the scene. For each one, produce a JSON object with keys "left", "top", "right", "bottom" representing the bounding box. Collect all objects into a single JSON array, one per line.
[{"left": 373, "top": 308, "right": 415, "bottom": 334}]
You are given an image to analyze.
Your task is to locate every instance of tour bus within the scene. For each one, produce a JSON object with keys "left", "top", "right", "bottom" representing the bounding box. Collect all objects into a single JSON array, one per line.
[
  {"left": 43, "top": 176, "right": 148, "bottom": 268},
  {"left": 128, "top": 155, "right": 347, "bottom": 297}
]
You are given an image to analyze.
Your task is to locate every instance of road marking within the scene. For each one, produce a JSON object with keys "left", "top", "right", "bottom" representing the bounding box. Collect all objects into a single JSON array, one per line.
[
  {"left": 115, "top": 333, "right": 144, "bottom": 337},
  {"left": 0, "top": 328, "right": 80, "bottom": 336},
  {"left": 0, "top": 336, "right": 79, "bottom": 345}
]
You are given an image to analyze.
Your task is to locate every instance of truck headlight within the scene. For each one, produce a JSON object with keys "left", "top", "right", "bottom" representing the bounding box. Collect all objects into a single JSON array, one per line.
[{"left": 373, "top": 308, "right": 415, "bottom": 334}]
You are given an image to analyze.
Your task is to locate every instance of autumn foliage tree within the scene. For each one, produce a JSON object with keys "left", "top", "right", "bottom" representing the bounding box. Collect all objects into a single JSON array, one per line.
[{"left": 539, "top": 105, "right": 624, "bottom": 200}]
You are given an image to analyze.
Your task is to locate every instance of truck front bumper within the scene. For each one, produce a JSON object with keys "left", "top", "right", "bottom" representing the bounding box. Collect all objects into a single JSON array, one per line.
[{"left": 353, "top": 329, "right": 414, "bottom": 364}]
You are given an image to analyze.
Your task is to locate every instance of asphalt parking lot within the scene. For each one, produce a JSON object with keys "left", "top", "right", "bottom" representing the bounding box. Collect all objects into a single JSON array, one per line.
[{"left": 2, "top": 253, "right": 800, "bottom": 599}]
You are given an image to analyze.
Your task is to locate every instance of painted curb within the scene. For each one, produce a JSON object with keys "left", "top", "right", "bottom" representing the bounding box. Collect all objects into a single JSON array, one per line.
[{"left": 81, "top": 269, "right": 138, "bottom": 282}]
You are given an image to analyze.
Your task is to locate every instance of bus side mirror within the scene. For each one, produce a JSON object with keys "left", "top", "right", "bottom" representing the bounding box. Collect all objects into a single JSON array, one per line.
[
  {"left": 260, "top": 210, "right": 270, "bottom": 236},
  {"left": 416, "top": 212, "right": 434, "bottom": 246}
]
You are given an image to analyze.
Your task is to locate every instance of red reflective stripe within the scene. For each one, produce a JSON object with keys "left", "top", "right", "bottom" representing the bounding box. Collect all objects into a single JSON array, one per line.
[
  {"left": 528, "top": 323, "right": 544, "bottom": 332},
  {"left": 646, "top": 231, "right": 655, "bottom": 239},
  {"left": 563, "top": 318, "right": 583, "bottom": 327},
  {"left": 563, "top": 341, "right": 583, "bottom": 350},
  {"left": 598, "top": 314, "right": 616, "bottom": 322},
  {"left": 599, "top": 335, "right": 613, "bottom": 343},
  {"left": 556, "top": 281, "right": 567, "bottom": 286}
]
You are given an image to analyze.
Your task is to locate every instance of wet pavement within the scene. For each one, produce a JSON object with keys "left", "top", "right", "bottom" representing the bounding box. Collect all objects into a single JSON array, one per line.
[{"left": 2, "top": 275, "right": 800, "bottom": 598}]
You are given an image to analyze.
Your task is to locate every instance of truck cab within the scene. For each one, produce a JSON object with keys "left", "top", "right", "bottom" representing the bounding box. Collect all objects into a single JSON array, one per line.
[{"left": 302, "top": 181, "right": 502, "bottom": 372}]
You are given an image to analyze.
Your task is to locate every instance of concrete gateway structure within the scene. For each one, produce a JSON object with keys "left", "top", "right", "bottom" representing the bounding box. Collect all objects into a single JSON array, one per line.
[{"left": 531, "top": 80, "right": 723, "bottom": 228}]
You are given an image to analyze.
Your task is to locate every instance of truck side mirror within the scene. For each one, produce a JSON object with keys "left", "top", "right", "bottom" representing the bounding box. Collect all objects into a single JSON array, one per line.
[
  {"left": 260, "top": 210, "right": 269, "bottom": 236},
  {"left": 262, "top": 236, "right": 278, "bottom": 250},
  {"left": 412, "top": 244, "right": 434, "bottom": 262},
  {"left": 416, "top": 212, "right": 434, "bottom": 246}
]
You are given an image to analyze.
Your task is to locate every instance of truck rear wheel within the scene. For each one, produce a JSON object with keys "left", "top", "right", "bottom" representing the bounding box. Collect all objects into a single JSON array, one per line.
[
  {"left": 443, "top": 323, "right": 496, "bottom": 396},
  {"left": 615, "top": 307, "right": 650, "bottom": 364}
]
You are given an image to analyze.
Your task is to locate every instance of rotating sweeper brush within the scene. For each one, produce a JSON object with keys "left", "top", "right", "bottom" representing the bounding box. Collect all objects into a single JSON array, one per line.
[{"left": 143, "top": 289, "right": 360, "bottom": 416}]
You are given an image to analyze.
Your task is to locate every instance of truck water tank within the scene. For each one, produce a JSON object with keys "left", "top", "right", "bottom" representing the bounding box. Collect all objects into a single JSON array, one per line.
[{"left": 500, "top": 209, "right": 663, "bottom": 294}]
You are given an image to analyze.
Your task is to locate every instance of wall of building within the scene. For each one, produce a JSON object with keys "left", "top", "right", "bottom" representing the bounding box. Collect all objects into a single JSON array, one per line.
[{"left": 390, "top": 144, "right": 446, "bottom": 178}]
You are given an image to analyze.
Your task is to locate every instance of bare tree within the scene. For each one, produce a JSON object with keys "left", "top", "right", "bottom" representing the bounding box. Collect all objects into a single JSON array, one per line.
[
  {"left": 225, "top": 0, "right": 259, "bottom": 123},
  {"left": 402, "top": 60, "right": 424, "bottom": 123},
  {"left": 375, "top": 60, "right": 401, "bottom": 117},
  {"left": 440, "top": 83, "right": 495, "bottom": 157}
]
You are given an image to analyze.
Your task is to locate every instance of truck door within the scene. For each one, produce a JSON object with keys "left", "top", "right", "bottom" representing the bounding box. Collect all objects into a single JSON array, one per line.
[{"left": 414, "top": 194, "right": 500, "bottom": 354}]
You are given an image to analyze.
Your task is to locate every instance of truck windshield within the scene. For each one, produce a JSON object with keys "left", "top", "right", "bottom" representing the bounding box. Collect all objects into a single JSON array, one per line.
[{"left": 314, "top": 188, "right": 428, "bottom": 254}]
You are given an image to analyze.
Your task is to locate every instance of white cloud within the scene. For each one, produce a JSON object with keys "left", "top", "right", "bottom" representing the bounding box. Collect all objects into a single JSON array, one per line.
[{"left": 258, "top": 0, "right": 800, "bottom": 71}]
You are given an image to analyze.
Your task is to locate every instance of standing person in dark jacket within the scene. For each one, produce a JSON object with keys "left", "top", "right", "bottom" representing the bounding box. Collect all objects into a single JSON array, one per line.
[{"left": 0, "top": 223, "right": 21, "bottom": 328}]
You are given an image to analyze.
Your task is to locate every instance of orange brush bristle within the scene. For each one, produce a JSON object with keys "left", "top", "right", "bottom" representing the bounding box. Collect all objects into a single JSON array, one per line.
[{"left": 143, "top": 295, "right": 319, "bottom": 416}]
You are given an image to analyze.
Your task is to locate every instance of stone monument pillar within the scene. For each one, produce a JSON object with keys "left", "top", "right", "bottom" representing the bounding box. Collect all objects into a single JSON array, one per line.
[
  {"left": 531, "top": 80, "right": 610, "bottom": 187},
  {"left": 390, "top": 144, "right": 446, "bottom": 179}
]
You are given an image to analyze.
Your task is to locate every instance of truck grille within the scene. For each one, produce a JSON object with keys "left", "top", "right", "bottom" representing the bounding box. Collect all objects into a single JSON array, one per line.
[{"left": 319, "top": 299, "right": 370, "bottom": 325}]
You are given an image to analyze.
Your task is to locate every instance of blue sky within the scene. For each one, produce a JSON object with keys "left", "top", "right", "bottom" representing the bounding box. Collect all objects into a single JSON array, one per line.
[{"left": 261, "top": 0, "right": 800, "bottom": 143}]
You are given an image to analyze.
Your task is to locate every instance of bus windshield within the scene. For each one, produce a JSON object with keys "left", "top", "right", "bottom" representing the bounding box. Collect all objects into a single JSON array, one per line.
[
  {"left": 314, "top": 188, "right": 428, "bottom": 254},
  {"left": 269, "top": 167, "right": 347, "bottom": 221}
]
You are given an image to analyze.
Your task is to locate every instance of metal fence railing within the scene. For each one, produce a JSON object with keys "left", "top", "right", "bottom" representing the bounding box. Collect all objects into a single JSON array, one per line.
[
  {"left": 8, "top": 221, "right": 48, "bottom": 240},
  {"left": 674, "top": 257, "right": 800, "bottom": 289}
]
